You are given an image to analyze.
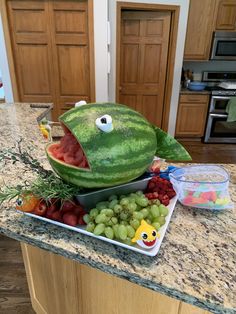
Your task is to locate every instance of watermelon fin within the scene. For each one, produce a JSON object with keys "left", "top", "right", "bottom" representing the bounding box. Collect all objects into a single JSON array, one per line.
[{"left": 152, "top": 125, "right": 192, "bottom": 161}]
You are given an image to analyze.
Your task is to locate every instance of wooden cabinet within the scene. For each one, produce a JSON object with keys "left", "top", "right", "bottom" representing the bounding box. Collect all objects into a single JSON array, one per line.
[
  {"left": 21, "top": 243, "right": 211, "bottom": 314},
  {"left": 175, "top": 94, "right": 209, "bottom": 138},
  {"left": 6, "top": 0, "right": 95, "bottom": 120},
  {"left": 215, "top": 0, "right": 236, "bottom": 30},
  {"left": 184, "top": 0, "right": 217, "bottom": 60}
]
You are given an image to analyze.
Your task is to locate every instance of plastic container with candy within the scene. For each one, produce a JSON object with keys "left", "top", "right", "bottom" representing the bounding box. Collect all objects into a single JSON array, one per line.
[{"left": 169, "top": 165, "right": 233, "bottom": 210}]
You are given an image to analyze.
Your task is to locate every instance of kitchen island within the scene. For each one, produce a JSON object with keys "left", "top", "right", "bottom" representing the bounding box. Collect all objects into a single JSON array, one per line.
[{"left": 0, "top": 103, "right": 235, "bottom": 314}]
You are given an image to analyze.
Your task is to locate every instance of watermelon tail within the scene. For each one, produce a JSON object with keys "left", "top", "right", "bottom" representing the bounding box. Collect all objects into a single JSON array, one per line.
[{"left": 153, "top": 125, "right": 192, "bottom": 161}]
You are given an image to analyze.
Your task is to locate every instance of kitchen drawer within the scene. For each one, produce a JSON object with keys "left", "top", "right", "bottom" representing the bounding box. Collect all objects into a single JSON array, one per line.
[{"left": 180, "top": 94, "right": 209, "bottom": 103}]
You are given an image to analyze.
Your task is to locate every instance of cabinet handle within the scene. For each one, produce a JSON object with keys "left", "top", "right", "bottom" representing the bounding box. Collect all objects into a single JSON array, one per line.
[{"left": 187, "top": 98, "right": 201, "bottom": 102}]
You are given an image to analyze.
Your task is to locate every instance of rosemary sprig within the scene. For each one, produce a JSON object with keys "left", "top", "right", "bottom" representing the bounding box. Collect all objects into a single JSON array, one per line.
[
  {"left": 0, "top": 138, "right": 80, "bottom": 205},
  {"left": 29, "top": 174, "right": 80, "bottom": 201}
]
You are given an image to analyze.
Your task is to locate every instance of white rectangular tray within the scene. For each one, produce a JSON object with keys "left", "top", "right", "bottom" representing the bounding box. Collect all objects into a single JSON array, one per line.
[{"left": 21, "top": 195, "right": 177, "bottom": 257}]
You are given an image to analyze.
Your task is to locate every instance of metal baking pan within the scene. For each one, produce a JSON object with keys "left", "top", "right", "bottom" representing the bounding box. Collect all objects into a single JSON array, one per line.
[{"left": 76, "top": 177, "right": 151, "bottom": 209}]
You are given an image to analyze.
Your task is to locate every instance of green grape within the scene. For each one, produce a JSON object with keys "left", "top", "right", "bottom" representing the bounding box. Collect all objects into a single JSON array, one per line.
[
  {"left": 114, "top": 204, "right": 122, "bottom": 214},
  {"left": 136, "top": 190, "right": 144, "bottom": 196},
  {"left": 130, "top": 218, "right": 140, "bottom": 230},
  {"left": 93, "top": 223, "right": 105, "bottom": 235},
  {"left": 108, "top": 194, "right": 118, "bottom": 201},
  {"left": 89, "top": 208, "right": 99, "bottom": 219},
  {"left": 135, "top": 197, "right": 149, "bottom": 207},
  {"left": 127, "top": 202, "right": 137, "bottom": 212},
  {"left": 83, "top": 214, "right": 90, "bottom": 224},
  {"left": 105, "top": 227, "right": 114, "bottom": 239},
  {"left": 156, "top": 216, "right": 166, "bottom": 226},
  {"left": 95, "top": 213, "right": 108, "bottom": 224},
  {"left": 112, "top": 224, "right": 119, "bottom": 238},
  {"left": 118, "top": 225, "right": 128, "bottom": 240},
  {"left": 153, "top": 199, "right": 161, "bottom": 206},
  {"left": 109, "top": 199, "right": 118, "bottom": 209},
  {"left": 106, "top": 220, "right": 113, "bottom": 226},
  {"left": 140, "top": 208, "right": 149, "bottom": 218},
  {"left": 111, "top": 217, "right": 118, "bottom": 225},
  {"left": 120, "top": 221, "right": 128, "bottom": 226},
  {"left": 96, "top": 201, "right": 109, "bottom": 210},
  {"left": 135, "top": 204, "right": 142, "bottom": 211},
  {"left": 133, "top": 211, "right": 144, "bottom": 221},
  {"left": 128, "top": 196, "right": 136, "bottom": 203},
  {"left": 152, "top": 222, "right": 161, "bottom": 231},
  {"left": 86, "top": 222, "right": 95, "bottom": 232},
  {"left": 146, "top": 219, "right": 152, "bottom": 225},
  {"left": 147, "top": 213, "right": 153, "bottom": 222},
  {"left": 123, "top": 237, "right": 133, "bottom": 246},
  {"left": 150, "top": 205, "right": 160, "bottom": 218},
  {"left": 130, "top": 193, "right": 137, "bottom": 197},
  {"left": 101, "top": 208, "right": 114, "bottom": 217},
  {"left": 119, "top": 194, "right": 126, "bottom": 200},
  {"left": 127, "top": 225, "right": 135, "bottom": 238},
  {"left": 120, "top": 198, "right": 129, "bottom": 206},
  {"left": 120, "top": 212, "right": 129, "bottom": 220},
  {"left": 159, "top": 204, "right": 169, "bottom": 216}
]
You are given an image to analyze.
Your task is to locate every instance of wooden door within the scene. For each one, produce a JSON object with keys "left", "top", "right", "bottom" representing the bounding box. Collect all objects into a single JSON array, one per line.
[
  {"left": 215, "top": 0, "right": 236, "bottom": 30},
  {"left": 6, "top": 1, "right": 55, "bottom": 105},
  {"left": 49, "top": 0, "right": 95, "bottom": 117},
  {"left": 118, "top": 10, "right": 171, "bottom": 127},
  {"left": 6, "top": 0, "right": 94, "bottom": 120},
  {"left": 184, "top": 0, "right": 217, "bottom": 60}
]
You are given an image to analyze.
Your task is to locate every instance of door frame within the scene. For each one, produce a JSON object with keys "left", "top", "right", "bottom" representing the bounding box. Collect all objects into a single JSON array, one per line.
[
  {"left": 0, "top": 0, "right": 96, "bottom": 105},
  {"left": 116, "top": 2, "right": 180, "bottom": 131}
]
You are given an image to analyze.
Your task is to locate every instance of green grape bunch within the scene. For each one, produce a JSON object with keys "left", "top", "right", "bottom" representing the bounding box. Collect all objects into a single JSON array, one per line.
[{"left": 83, "top": 190, "right": 169, "bottom": 245}]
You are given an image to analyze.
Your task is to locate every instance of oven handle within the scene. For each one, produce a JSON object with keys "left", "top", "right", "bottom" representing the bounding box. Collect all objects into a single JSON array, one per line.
[
  {"left": 211, "top": 96, "right": 231, "bottom": 100},
  {"left": 210, "top": 113, "right": 228, "bottom": 118}
]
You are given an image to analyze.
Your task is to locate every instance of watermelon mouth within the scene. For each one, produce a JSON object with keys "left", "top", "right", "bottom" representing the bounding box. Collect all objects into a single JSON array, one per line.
[{"left": 48, "top": 124, "right": 90, "bottom": 170}]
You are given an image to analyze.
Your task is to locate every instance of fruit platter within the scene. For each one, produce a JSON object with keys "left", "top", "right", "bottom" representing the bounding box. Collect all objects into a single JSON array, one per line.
[
  {"left": 0, "top": 102, "right": 191, "bottom": 256},
  {"left": 20, "top": 176, "right": 178, "bottom": 256}
]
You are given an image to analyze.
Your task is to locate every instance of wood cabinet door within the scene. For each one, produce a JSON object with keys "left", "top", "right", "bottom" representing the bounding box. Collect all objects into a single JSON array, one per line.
[
  {"left": 7, "top": 0, "right": 95, "bottom": 120},
  {"left": 49, "top": 0, "right": 95, "bottom": 117},
  {"left": 184, "top": 0, "right": 217, "bottom": 60},
  {"left": 215, "top": 0, "right": 236, "bottom": 30},
  {"left": 175, "top": 95, "right": 209, "bottom": 137},
  {"left": 118, "top": 10, "right": 171, "bottom": 127},
  {"left": 7, "top": 1, "right": 55, "bottom": 104}
]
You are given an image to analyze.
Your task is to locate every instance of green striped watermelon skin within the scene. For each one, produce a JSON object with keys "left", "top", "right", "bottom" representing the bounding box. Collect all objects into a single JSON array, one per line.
[{"left": 46, "top": 103, "right": 157, "bottom": 188}]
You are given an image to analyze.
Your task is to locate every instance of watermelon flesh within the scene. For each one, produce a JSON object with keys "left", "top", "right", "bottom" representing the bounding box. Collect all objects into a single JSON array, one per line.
[{"left": 48, "top": 126, "right": 89, "bottom": 169}]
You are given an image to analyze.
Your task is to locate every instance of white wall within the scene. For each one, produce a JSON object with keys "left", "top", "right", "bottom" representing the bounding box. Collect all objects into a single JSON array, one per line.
[
  {"left": 108, "top": 0, "right": 190, "bottom": 135},
  {"left": 0, "top": 13, "right": 14, "bottom": 102},
  {"left": 93, "top": 0, "right": 109, "bottom": 102}
]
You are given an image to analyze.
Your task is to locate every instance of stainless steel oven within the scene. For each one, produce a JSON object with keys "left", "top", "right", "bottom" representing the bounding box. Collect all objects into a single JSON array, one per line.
[
  {"left": 204, "top": 95, "right": 236, "bottom": 143},
  {"left": 211, "top": 31, "right": 236, "bottom": 60}
]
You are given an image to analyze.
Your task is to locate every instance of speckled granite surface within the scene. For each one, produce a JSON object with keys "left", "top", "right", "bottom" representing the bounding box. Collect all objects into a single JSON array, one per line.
[
  {"left": 180, "top": 88, "right": 211, "bottom": 95},
  {"left": 0, "top": 103, "right": 235, "bottom": 314}
]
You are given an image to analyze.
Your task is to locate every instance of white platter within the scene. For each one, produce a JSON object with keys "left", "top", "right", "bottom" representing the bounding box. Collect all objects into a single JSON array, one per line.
[{"left": 20, "top": 195, "right": 178, "bottom": 257}]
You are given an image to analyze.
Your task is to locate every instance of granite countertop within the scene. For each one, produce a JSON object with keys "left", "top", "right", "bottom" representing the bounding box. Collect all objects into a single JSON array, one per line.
[
  {"left": 180, "top": 88, "right": 211, "bottom": 95},
  {"left": 0, "top": 103, "right": 235, "bottom": 314}
]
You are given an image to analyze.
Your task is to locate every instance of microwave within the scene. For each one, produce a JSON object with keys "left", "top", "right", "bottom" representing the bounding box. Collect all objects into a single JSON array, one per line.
[{"left": 211, "top": 31, "right": 236, "bottom": 60}]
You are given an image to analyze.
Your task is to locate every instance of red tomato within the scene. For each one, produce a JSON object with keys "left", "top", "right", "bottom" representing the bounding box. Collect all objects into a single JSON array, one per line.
[
  {"left": 63, "top": 213, "right": 78, "bottom": 226},
  {"left": 33, "top": 200, "right": 47, "bottom": 216}
]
